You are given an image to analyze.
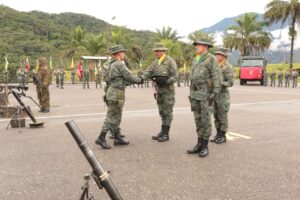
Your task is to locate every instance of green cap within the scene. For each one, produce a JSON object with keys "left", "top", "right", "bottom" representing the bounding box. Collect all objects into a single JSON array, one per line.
[
  {"left": 152, "top": 43, "right": 168, "bottom": 51},
  {"left": 108, "top": 44, "right": 127, "bottom": 54},
  {"left": 214, "top": 47, "right": 229, "bottom": 57},
  {"left": 193, "top": 38, "right": 213, "bottom": 48}
]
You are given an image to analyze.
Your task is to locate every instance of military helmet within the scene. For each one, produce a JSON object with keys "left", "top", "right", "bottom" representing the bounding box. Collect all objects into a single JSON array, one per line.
[
  {"left": 152, "top": 43, "right": 168, "bottom": 51},
  {"left": 214, "top": 47, "right": 229, "bottom": 57},
  {"left": 38, "top": 57, "right": 47, "bottom": 65},
  {"left": 108, "top": 44, "right": 127, "bottom": 55},
  {"left": 193, "top": 37, "right": 213, "bottom": 48}
]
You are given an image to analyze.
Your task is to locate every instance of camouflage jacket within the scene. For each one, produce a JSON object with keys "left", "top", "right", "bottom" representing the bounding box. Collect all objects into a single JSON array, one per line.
[
  {"left": 143, "top": 55, "right": 177, "bottom": 93},
  {"left": 219, "top": 60, "right": 234, "bottom": 93},
  {"left": 36, "top": 66, "right": 51, "bottom": 87},
  {"left": 189, "top": 52, "right": 220, "bottom": 101},
  {"left": 278, "top": 71, "right": 284, "bottom": 79}
]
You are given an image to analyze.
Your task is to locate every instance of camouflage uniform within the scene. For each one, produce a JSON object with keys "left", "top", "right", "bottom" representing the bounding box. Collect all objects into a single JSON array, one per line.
[
  {"left": 58, "top": 67, "right": 65, "bottom": 89},
  {"left": 143, "top": 43, "right": 178, "bottom": 142},
  {"left": 54, "top": 68, "right": 60, "bottom": 87},
  {"left": 184, "top": 71, "right": 190, "bottom": 87},
  {"left": 95, "top": 45, "right": 142, "bottom": 149},
  {"left": 83, "top": 68, "right": 90, "bottom": 89},
  {"left": 270, "top": 70, "right": 276, "bottom": 87},
  {"left": 277, "top": 71, "right": 283, "bottom": 87},
  {"left": 285, "top": 70, "right": 291, "bottom": 87},
  {"left": 95, "top": 69, "right": 102, "bottom": 89},
  {"left": 71, "top": 70, "right": 76, "bottom": 84},
  {"left": 17, "top": 68, "right": 26, "bottom": 87},
  {"left": 177, "top": 71, "right": 182, "bottom": 87},
  {"left": 211, "top": 48, "right": 234, "bottom": 144},
  {"left": 35, "top": 57, "right": 51, "bottom": 112},
  {"left": 292, "top": 70, "right": 299, "bottom": 88},
  {"left": 187, "top": 38, "right": 220, "bottom": 157}
]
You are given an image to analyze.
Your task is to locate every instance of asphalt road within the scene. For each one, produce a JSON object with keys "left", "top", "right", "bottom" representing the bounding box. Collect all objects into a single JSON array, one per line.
[{"left": 0, "top": 82, "right": 299, "bottom": 200}]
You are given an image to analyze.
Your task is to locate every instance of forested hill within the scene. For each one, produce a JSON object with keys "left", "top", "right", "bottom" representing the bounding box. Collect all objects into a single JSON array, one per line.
[{"left": 0, "top": 5, "right": 157, "bottom": 70}]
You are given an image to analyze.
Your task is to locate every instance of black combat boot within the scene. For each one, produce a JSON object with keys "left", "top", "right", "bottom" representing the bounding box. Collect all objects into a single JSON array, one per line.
[
  {"left": 95, "top": 131, "right": 111, "bottom": 149},
  {"left": 158, "top": 125, "right": 170, "bottom": 142},
  {"left": 210, "top": 128, "right": 220, "bottom": 142},
  {"left": 187, "top": 137, "right": 202, "bottom": 154},
  {"left": 114, "top": 130, "right": 129, "bottom": 146},
  {"left": 215, "top": 130, "right": 227, "bottom": 144},
  {"left": 152, "top": 125, "right": 165, "bottom": 140},
  {"left": 109, "top": 131, "right": 125, "bottom": 139},
  {"left": 199, "top": 139, "right": 209, "bottom": 157}
]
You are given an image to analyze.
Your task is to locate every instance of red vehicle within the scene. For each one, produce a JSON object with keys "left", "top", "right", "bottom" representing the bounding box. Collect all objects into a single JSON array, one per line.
[{"left": 238, "top": 56, "right": 267, "bottom": 85}]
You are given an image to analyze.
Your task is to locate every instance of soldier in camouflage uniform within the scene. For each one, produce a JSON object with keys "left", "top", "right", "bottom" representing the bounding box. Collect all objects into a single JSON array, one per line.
[
  {"left": 187, "top": 38, "right": 220, "bottom": 157},
  {"left": 184, "top": 71, "right": 190, "bottom": 87},
  {"left": 210, "top": 47, "right": 234, "bottom": 144},
  {"left": 285, "top": 70, "right": 292, "bottom": 87},
  {"left": 82, "top": 61, "right": 90, "bottom": 89},
  {"left": 35, "top": 57, "right": 51, "bottom": 113},
  {"left": 95, "top": 45, "right": 143, "bottom": 149},
  {"left": 270, "top": 69, "right": 276, "bottom": 87},
  {"left": 142, "top": 43, "right": 178, "bottom": 142},
  {"left": 277, "top": 70, "right": 283, "bottom": 87},
  {"left": 58, "top": 66, "right": 65, "bottom": 89},
  {"left": 71, "top": 68, "right": 76, "bottom": 84},
  {"left": 17, "top": 67, "right": 26, "bottom": 87},
  {"left": 95, "top": 67, "right": 102, "bottom": 89},
  {"left": 177, "top": 70, "right": 182, "bottom": 87},
  {"left": 54, "top": 67, "right": 60, "bottom": 87},
  {"left": 292, "top": 69, "right": 299, "bottom": 88}
]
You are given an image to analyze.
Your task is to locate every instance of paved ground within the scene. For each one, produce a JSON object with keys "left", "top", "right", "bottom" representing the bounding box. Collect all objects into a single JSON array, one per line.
[{"left": 1, "top": 82, "right": 300, "bottom": 200}]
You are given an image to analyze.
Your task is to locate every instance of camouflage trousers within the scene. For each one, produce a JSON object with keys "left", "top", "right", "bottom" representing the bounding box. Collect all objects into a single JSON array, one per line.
[
  {"left": 292, "top": 78, "right": 298, "bottom": 87},
  {"left": 36, "top": 86, "right": 50, "bottom": 109},
  {"left": 156, "top": 91, "right": 175, "bottom": 126},
  {"left": 213, "top": 93, "right": 230, "bottom": 132},
  {"left": 83, "top": 78, "right": 89, "bottom": 89},
  {"left": 278, "top": 79, "right": 283, "bottom": 87},
  {"left": 190, "top": 99, "right": 211, "bottom": 140},
  {"left": 101, "top": 100, "right": 124, "bottom": 133}
]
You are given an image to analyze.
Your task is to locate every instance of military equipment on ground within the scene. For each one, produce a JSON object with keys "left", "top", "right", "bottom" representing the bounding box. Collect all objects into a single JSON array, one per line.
[
  {"left": 238, "top": 56, "right": 267, "bottom": 85},
  {"left": 65, "top": 120, "right": 123, "bottom": 200},
  {"left": 11, "top": 90, "right": 44, "bottom": 128}
]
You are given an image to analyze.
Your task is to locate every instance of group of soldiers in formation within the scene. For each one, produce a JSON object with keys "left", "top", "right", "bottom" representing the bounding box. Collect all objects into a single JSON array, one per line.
[
  {"left": 93, "top": 38, "right": 235, "bottom": 158},
  {"left": 269, "top": 69, "right": 299, "bottom": 88}
]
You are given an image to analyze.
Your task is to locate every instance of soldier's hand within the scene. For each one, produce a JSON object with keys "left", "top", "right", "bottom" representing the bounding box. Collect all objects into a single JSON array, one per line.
[{"left": 208, "top": 93, "right": 215, "bottom": 107}]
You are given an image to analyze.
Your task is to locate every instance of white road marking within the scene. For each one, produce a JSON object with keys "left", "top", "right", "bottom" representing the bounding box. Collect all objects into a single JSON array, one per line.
[{"left": 227, "top": 132, "right": 252, "bottom": 140}]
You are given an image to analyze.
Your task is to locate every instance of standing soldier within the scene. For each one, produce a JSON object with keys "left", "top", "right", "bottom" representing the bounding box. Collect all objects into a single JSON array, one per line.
[
  {"left": 58, "top": 66, "right": 65, "bottom": 89},
  {"left": 285, "top": 69, "right": 291, "bottom": 87},
  {"left": 142, "top": 43, "right": 178, "bottom": 142},
  {"left": 270, "top": 69, "right": 276, "bottom": 87},
  {"left": 277, "top": 70, "right": 283, "bottom": 87},
  {"left": 17, "top": 67, "right": 26, "bottom": 87},
  {"left": 292, "top": 69, "right": 299, "bottom": 88},
  {"left": 54, "top": 67, "right": 60, "bottom": 87},
  {"left": 35, "top": 57, "right": 51, "bottom": 113},
  {"left": 177, "top": 70, "right": 182, "bottom": 87},
  {"left": 95, "top": 44, "right": 143, "bottom": 149},
  {"left": 95, "top": 67, "right": 102, "bottom": 89},
  {"left": 210, "top": 47, "right": 234, "bottom": 144},
  {"left": 187, "top": 38, "right": 220, "bottom": 157},
  {"left": 71, "top": 68, "right": 76, "bottom": 84},
  {"left": 82, "top": 61, "right": 90, "bottom": 89},
  {"left": 184, "top": 70, "right": 190, "bottom": 87}
]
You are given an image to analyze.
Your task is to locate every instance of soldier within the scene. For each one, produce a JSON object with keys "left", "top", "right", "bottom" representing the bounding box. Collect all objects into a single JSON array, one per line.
[
  {"left": 277, "top": 70, "right": 283, "bottom": 87},
  {"left": 17, "top": 67, "right": 26, "bottom": 87},
  {"left": 95, "top": 44, "right": 143, "bottom": 149},
  {"left": 58, "top": 66, "right": 65, "bottom": 89},
  {"left": 210, "top": 47, "right": 234, "bottom": 144},
  {"left": 284, "top": 70, "right": 291, "bottom": 87},
  {"left": 142, "top": 43, "right": 178, "bottom": 142},
  {"left": 35, "top": 57, "right": 51, "bottom": 113},
  {"left": 177, "top": 70, "right": 182, "bottom": 87},
  {"left": 187, "top": 38, "right": 220, "bottom": 157},
  {"left": 184, "top": 70, "right": 190, "bottom": 87},
  {"left": 270, "top": 69, "right": 276, "bottom": 87},
  {"left": 292, "top": 69, "right": 299, "bottom": 88},
  {"left": 95, "top": 67, "right": 102, "bottom": 89},
  {"left": 82, "top": 62, "right": 90, "bottom": 89},
  {"left": 54, "top": 67, "right": 60, "bottom": 87},
  {"left": 71, "top": 68, "right": 76, "bottom": 84}
]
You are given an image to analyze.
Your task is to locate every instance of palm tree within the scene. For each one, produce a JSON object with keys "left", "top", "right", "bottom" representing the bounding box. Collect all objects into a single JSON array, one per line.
[
  {"left": 83, "top": 33, "right": 104, "bottom": 55},
  {"left": 223, "top": 13, "right": 271, "bottom": 56},
  {"left": 71, "top": 26, "right": 85, "bottom": 47},
  {"left": 155, "top": 26, "right": 181, "bottom": 41},
  {"left": 264, "top": 0, "right": 300, "bottom": 69}
]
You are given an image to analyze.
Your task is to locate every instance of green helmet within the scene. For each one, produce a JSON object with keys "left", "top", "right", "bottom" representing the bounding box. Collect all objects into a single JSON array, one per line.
[
  {"left": 193, "top": 37, "right": 213, "bottom": 48},
  {"left": 108, "top": 44, "right": 127, "bottom": 54},
  {"left": 152, "top": 43, "right": 168, "bottom": 51},
  {"left": 214, "top": 47, "right": 229, "bottom": 57}
]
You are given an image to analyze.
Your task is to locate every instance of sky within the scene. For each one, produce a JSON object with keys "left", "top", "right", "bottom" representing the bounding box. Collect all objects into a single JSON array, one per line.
[{"left": 0, "top": 0, "right": 272, "bottom": 37}]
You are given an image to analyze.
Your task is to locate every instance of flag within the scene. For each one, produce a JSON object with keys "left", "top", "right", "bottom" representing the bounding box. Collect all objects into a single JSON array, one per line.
[
  {"left": 4, "top": 56, "right": 9, "bottom": 71},
  {"left": 49, "top": 56, "right": 53, "bottom": 69},
  {"left": 77, "top": 62, "right": 83, "bottom": 80},
  {"left": 70, "top": 57, "right": 74, "bottom": 69},
  {"left": 25, "top": 57, "right": 30, "bottom": 72},
  {"left": 35, "top": 59, "right": 39, "bottom": 72}
]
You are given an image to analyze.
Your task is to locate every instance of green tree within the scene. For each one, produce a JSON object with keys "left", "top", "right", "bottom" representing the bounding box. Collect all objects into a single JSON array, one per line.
[
  {"left": 83, "top": 33, "right": 104, "bottom": 55},
  {"left": 224, "top": 13, "right": 271, "bottom": 56},
  {"left": 156, "top": 26, "right": 181, "bottom": 41},
  {"left": 264, "top": 0, "right": 300, "bottom": 69}
]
